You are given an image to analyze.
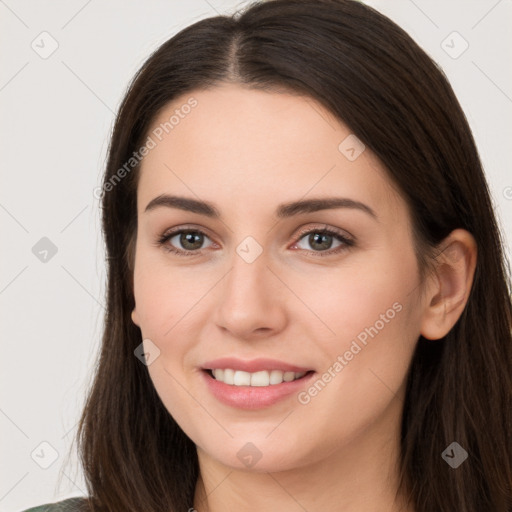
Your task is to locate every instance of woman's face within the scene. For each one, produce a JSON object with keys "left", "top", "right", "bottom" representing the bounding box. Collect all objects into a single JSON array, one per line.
[{"left": 131, "top": 83, "right": 426, "bottom": 472}]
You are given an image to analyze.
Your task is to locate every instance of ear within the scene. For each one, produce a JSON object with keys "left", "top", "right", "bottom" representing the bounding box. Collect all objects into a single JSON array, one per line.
[
  {"left": 131, "top": 307, "right": 140, "bottom": 327},
  {"left": 420, "top": 228, "right": 477, "bottom": 340}
]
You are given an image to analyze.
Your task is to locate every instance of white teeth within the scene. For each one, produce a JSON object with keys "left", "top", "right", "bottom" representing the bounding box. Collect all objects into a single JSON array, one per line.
[
  {"left": 210, "top": 369, "right": 308, "bottom": 386},
  {"left": 223, "top": 368, "right": 234, "bottom": 385},
  {"left": 213, "top": 369, "right": 224, "bottom": 381},
  {"left": 269, "top": 370, "right": 285, "bottom": 385},
  {"left": 250, "top": 370, "right": 269, "bottom": 387},
  {"left": 283, "top": 371, "right": 296, "bottom": 382},
  {"left": 233, "top": 370, "right": 251, "bottom": 386}
]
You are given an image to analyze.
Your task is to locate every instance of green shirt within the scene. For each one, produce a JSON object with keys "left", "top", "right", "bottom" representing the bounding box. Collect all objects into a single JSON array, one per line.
[{"left": 20, "top": 497, "right": 88, "bottom": 512}]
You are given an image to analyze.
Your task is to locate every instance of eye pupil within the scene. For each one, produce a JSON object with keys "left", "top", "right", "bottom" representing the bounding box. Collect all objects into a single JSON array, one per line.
[{"left": 309, "top": 232, "right": 333, "bottom": 251}]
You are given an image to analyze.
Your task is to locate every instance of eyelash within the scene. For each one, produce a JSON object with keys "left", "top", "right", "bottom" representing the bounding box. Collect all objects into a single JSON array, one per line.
[{"left": 155, "top": 225, "right": 355, "bottom": 258}]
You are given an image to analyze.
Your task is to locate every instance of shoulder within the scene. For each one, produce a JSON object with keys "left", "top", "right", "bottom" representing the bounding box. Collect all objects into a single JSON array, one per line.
[{"left": 20, "top": 497, "right": 89, "bottom": 512}]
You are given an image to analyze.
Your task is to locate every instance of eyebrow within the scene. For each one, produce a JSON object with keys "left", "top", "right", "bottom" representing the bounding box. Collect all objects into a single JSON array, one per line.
[{"left": 144, "top": 194, "right": 377, "bottom": 220}]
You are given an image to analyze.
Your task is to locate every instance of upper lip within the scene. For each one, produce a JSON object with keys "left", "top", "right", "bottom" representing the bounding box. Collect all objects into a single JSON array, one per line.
[{"left": 202, "top": 357, "right": 313, "bottom": 373}]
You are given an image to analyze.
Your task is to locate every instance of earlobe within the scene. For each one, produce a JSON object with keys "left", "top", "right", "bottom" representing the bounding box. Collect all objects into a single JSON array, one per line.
[
  {"left": 131, "top": 307, "right": 140, "bottom": 327},
  {"left": 420, "top": 229, "right": 477, "bottom": 340}
]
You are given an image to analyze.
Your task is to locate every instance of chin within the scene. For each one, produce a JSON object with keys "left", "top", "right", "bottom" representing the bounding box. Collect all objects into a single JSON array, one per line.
[{"left": 200, "top": 439, "right": 312, "bottom": 474}]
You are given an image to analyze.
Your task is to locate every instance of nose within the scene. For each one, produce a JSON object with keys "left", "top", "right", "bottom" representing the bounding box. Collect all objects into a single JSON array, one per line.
[{"left": 212, "top": 246, "right": 288, "bottom": 340}]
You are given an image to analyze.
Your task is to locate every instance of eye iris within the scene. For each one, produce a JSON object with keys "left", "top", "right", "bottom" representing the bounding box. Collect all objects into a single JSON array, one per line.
[
  {"left": 309, "top": 232, "right": 333, "bottom": 251},
  {"left": 181, "top": 231, "right": 203, "bottom": 250}
]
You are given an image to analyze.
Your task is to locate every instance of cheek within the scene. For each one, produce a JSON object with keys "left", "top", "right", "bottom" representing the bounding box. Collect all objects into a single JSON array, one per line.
[
  {"left": 294, "top": 254, "right": 414, "bottom": 346},
  {"left": 298, "top": 252, "right": 419, "bottom": 397},
  {"left": 132, "top": 254, "right": 215, "bottom": 384},
  {"left": 132, "top": 253, "right": 199, "bottom": 335},
  {"left": 133, "top": 261, "right": 200, "bottom": 417}
]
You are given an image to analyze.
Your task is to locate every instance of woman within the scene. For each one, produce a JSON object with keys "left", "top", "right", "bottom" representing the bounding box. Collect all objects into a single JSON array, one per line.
[{"left": 22, "top": 0, "right": 512, "bottom": 510}]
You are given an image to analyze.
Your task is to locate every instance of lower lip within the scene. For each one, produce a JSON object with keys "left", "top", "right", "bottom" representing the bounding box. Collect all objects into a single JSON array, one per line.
[{"left": 201, "top": 370, "right": 316, "bottom": 410}]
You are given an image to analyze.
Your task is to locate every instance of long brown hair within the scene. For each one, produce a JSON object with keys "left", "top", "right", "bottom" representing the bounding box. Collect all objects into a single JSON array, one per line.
[{"left": 71, "top": 0, "right": 512, "bottom": 510}]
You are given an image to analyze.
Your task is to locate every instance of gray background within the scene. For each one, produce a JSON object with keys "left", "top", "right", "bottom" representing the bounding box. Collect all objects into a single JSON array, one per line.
[{"left": 1, "top": 0, "right": 511, "bottom": 510}]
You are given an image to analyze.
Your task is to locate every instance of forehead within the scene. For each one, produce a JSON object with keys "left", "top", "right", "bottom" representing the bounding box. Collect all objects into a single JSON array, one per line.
[{"left": 137, "top": 83, "right": 402, "bottom": 221}]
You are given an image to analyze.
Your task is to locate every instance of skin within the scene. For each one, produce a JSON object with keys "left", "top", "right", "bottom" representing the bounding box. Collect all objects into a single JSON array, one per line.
[{"left": 130, "top": 83, "right": 477, "bottom": 512}]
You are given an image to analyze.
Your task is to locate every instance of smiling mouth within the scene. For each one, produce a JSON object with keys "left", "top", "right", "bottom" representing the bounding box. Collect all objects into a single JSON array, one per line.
[{"left": 203, "top": 368, "right": 315, "bottom": 387}]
